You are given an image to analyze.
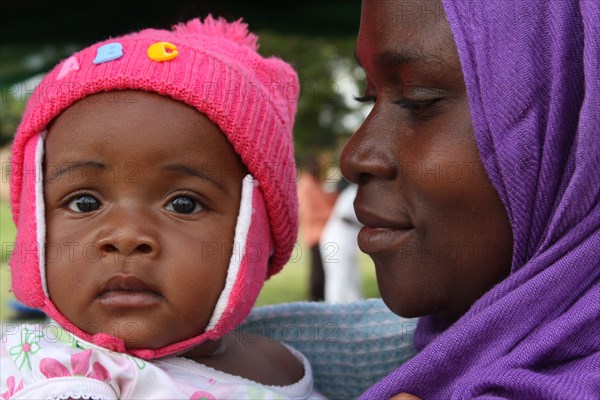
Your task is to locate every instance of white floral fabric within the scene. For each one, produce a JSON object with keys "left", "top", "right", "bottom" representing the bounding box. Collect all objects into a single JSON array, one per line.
[{"left": 1, "top": 322, "right": 323, "bottom": 400}]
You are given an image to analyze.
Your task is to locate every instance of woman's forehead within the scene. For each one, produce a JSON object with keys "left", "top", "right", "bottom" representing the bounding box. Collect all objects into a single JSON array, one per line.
[
  {"left": 361, "top": 0, "right": 447, "bottom": 23},
  {"left": 357, "top": 0, "right": 458, "bottom": 71},
  {"left": 359, "top": 0, "right": 448, "bottom": 34}
]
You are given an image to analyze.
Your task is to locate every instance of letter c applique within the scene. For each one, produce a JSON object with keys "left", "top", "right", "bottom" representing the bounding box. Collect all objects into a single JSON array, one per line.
[{"left": 147, "top": 42, "right": 179, "bottom": 62}]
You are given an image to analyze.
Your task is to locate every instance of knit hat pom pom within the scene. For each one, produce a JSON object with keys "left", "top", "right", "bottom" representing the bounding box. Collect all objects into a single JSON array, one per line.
[{"left": 174, "top": 16, "right": 259, "bottom": 51}]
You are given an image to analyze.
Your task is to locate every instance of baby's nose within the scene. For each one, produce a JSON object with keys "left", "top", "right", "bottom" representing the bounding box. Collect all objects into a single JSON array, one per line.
[
  {"left": 98, "top": 238, "right": 157, "bottom": 258},
  {"left": 95, "top": 210, "right": 161, "bottom": 259}
]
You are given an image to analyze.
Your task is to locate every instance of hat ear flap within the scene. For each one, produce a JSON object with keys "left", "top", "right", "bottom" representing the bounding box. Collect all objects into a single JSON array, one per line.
[
  {"left": 126, "top": 175, "right": 274, "bottom": 359},
  {"left": 205, "top": 174, "right": 272, "bottom": 337},
  {"left": 11, "top": 132, "right": 47, "bottom": 308}
]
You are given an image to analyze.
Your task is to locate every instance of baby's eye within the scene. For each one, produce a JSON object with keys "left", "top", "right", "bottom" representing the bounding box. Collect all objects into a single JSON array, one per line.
[
  {"left": 67, "top": 195, "right": 101, "bottom": 213},
  {"left": 165, "top": 196, "right": 203, "bottom": 214}
]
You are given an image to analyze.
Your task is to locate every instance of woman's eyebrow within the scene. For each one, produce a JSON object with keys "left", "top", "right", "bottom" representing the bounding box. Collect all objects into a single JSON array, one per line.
[
  {"left": 46, "top": 161, "right": 105, "bottom": 182},
  {"left": 163, "top": 164, "right": 228, "bottom": 193},
  {"left": 377, "top": 50, "right": 421, "bottom": 66},
  {"left": 354, "top": 49, "right": 445, "bottom": 69},
  {"left": 377, "top": 49, "right": 443, "bottom": 68}
]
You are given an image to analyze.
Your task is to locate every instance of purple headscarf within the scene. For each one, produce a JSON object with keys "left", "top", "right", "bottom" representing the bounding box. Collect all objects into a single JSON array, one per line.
[{"left": 362, "top": 0, "right": 600, "bottom": 399}]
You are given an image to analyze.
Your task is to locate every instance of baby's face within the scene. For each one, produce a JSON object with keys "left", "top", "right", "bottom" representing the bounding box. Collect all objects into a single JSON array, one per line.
[{"left": 44, "top": 90, "right": 246, "bottom": 349}]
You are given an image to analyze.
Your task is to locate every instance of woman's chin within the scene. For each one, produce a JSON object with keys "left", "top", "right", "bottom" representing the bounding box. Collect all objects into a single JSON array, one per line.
[{"left": 379, "top": 293, "right": 427, "bottom": 319}]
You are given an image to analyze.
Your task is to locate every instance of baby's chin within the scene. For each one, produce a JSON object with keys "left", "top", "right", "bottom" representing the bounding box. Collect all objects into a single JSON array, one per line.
[
  {"left": 120, "top": 329, "right": 207, "bottom": 351},
  {"left": 177, "top": 338, "right": 226, "bottom": 360},
  {"left": 74, "top": 320, "right": 207, "bottom": 352}
]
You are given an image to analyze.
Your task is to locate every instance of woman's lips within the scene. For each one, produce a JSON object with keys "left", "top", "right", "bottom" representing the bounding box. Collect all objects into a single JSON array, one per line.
[
  {"left": 357, "top": 225, "right": 414, "bottom": 254},
  {"left": 354, "top": 205, "right": 414, "bottom": 254},
  {"left": 97, "top": 275, "right": 161, "bottom": 309}
]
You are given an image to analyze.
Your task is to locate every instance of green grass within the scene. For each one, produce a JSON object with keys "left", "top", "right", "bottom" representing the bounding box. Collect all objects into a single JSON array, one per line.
[
  {"left": 1, "top": 199, "right": 17, "bottom": 320},
  {"left": 0, "top": 200, "right": 16, "bottom": 256},
  {"left": 0, "top": 198, "right": 379, "bottom": 320},
  {"left": 257, "top": 249, "right": 379, "bottom": 306}
]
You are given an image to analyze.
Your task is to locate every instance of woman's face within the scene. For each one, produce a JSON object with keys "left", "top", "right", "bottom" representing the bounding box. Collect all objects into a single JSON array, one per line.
[{"left": 341, "top": 0, "right": 513, "bottom": 321}]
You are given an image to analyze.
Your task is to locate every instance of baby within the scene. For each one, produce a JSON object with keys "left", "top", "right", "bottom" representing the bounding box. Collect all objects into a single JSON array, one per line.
[{"left": 1, "top": 17, "right": 322, "bottom": 399}]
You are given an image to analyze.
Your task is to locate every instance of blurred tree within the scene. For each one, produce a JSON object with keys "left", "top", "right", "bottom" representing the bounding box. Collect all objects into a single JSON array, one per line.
[
  {"left": 259, "top": 33, "right": 358, "bottom": 159},
  {"left": 0, "top": 1, "right": 364, "bottom": 157},
  {"left": 0, "top": 87, "right": 26, "bottom": 147}
]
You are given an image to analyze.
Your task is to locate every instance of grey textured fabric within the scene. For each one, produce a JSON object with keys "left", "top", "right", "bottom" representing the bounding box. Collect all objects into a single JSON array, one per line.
[{"left": 240, "top": 299, "right": 416, "bottom": 399}]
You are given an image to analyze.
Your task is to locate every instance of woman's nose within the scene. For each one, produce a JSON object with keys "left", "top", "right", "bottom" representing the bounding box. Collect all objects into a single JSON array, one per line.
[
  {"left": 340, "top": 110, "right": 396, "bottom": 183},
  {"left": 96, "top": 208, "right": 161, "bottom": 259}
]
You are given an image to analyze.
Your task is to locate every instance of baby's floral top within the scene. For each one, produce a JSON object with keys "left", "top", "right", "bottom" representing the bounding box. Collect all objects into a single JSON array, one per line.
[{"left": 1, "top": 322, "right": 323, "bottom": 400}]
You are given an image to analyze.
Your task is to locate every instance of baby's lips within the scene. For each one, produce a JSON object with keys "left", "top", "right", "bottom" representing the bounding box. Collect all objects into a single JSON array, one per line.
[
  {"left": 97, "top": 274, "right": 163, "bottom": 309},
  {"left": 99, "top": 274, "right": 159, "bottom": 295}
]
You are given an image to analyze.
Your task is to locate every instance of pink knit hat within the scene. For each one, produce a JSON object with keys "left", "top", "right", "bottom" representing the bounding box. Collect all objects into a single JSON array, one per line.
[{"left": 9, "top": 16, "right": 299, "bottom": 359}]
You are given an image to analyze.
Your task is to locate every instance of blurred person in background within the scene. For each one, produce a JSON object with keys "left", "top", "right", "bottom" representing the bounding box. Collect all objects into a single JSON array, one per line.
[
  {"left": 320, "top": 181, "right": 363, "bottom": 303},
  {"left": 297, "top": 156, "right": 338, "bottom": 301}
]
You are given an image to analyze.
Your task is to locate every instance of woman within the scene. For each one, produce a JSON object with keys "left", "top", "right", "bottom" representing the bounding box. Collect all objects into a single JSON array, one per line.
[{"left": 342, "top": 0, "right": 599, "bottom": 398}]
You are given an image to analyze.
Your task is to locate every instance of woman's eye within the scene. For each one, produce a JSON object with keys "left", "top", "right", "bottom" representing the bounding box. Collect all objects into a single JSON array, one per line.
[
  {"left": 165, "top": 196, "right": 202, "bottom": 214},
  {"left": 353, "top": 95, "right": 441, "bottom": 111},
  {"left": 392, "top": 98, "right": 442, "bottom": 111},
  {"left": 67, "top": 195, "right": 101, "bottom": 213},
  {"left": 353, "top": 95, "right": 376, "bottom": 103}
]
